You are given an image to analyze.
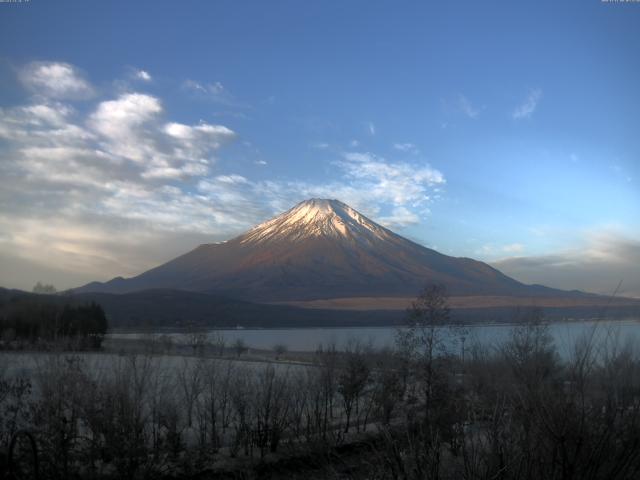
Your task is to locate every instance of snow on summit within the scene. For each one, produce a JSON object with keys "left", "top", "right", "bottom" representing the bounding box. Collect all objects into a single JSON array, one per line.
[{"left": 240, "top": 199, "right": 393, "bottom": 245}]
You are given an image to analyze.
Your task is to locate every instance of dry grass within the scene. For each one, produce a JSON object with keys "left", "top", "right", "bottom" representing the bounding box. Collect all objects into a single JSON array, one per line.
[{"left": 271, "top": 295, "right": 640, "bottom": 311}]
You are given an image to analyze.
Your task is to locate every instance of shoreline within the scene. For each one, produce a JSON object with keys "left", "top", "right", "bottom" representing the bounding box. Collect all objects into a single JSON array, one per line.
[{"left": 107, "top": 316, "right": 640, "bottom": 335}]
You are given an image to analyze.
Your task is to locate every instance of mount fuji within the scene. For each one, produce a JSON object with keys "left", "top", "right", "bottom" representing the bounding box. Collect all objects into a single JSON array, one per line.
[{"left": 75, "top": 199, "right": 584, "bottom": 304}]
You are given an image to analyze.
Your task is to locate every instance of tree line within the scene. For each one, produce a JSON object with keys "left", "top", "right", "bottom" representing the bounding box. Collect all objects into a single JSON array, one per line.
[{"left": 0, "top": 293, "right": 108, "bottom": 349}]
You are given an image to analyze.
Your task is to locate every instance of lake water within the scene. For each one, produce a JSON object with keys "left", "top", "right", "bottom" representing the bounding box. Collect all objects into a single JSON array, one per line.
[{"left": 110, "top": 318, "right": 640, "bottom": 356}]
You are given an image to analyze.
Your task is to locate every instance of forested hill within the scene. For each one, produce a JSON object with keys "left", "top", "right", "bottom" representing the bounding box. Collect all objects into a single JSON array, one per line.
[{"left": 0, "top": 287, "right": 107, "bottom": 347}]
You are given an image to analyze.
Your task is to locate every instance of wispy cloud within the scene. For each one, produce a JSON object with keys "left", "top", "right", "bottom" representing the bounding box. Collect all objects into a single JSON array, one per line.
[
  {"left": 377, "top": 207, "right": 420, "bottom": 229},
  {"left": 456, "top": 94, "right": 480, "bottom": 119},
  {"left": 493, "top": 230, "right": 640, "bottom": 298},
  {"left": 134, "top": 69, "right": 152, "bottom": 82},
  {"left": 368, "top": 121, "right": 376, "bottom": 136},
  {"left": 393, "top": 142, "right": 418, "bottom": 154},
  {"left": 512, "top": 88, "right": 542, "bottom": 120},
  {"left": 199, "top": 151, "right": 445, "bottom": 229},
  {"left": 610, "top": 163, "right": 633, "bottom": 183},
  {"left": 503, "top": 243, "right": 525, "bottom": 253},
  {"left": 337, "top": 151, "right": 445, "bottom": 209},
  {"left": 477, "top": 242, "right": 526, "bottom": 256},
  {"left": 182, "top": 79, "right": 246, "bottom": 107},
  {"left": 183, "top": 79, "right": 222, "bottom": 95},
  {"left": 18, "top": 61, "right": 95, "bottom": 100}
]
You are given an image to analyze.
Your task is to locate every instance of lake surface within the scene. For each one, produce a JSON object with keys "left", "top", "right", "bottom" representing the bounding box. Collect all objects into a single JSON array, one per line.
[{"left": 110, "top": 318, "right": 640, "bottom": 356}]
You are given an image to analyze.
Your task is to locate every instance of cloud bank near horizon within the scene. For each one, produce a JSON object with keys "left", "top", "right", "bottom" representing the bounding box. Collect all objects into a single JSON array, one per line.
[{"left": 493, "top": 231, "right": 640, "bottom": 299}]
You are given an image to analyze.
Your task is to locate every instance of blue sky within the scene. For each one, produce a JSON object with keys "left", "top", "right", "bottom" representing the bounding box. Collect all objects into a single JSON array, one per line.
[{"left": 0, "top": 1, "right": 639, "bottom": 296}]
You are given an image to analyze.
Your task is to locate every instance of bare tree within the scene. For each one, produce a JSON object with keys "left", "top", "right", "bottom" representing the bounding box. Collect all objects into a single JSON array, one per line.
[
  {"left": 501, "top": 307, "right": 558, "bottom": 392},
  {"left": 273, "top": 343, "right": 288, "bottom": 360},
  {"left": 288, "top": 370, "right": 309, "bottom": 440},
  {"left": 396, "top": 284, "right": 457, "bottom": 420},
  {"left": 31, "top": 354, "right": 87, "bottom": 478},
  {"left": 196, "top": 359, "right": 235, "bottom": 454},
  {"left": 32, "top": 282, "right": 57, "bottom": 294},
  {"left": 229, "top": 366, "right": 253, "bottom": 457},
  {"left": 210, "top": 331, "right": 226, "bottom": 357},
  {"left": 0, "top": 376, "right": 32, "bottom": 450},
  {"left": 233, "top": 338, "right": 248, "bottom": 357},
  {"left": 187, "top": 331, "right": 209, "bottom": 357},
  {"left": 253, "top": 365, "right": 291, "bottom": 456},
  {"left": 177, "top": 358, "right": 203, "bottom": 428},
  {"left": 338, "top": 340, "right": 370, "bottom": 433},
  {"left": 158, "top": 334, "right": 174, "bottom": 354},
  {"left": 372, "top": 353, "right": 405, "bottom": 425},
  {"left": 314, "top": 343, "right": 340, "bottom": 442}
]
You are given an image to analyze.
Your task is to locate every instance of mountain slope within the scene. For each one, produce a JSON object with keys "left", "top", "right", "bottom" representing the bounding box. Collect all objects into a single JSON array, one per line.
[{"left": 75, "top": 199, "right": 586, "bottom": 301}]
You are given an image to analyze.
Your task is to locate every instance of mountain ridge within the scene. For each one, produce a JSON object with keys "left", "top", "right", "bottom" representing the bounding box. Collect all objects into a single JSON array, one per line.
[{"left": 74, "top": 199, "right": 593, "bottom": 302}]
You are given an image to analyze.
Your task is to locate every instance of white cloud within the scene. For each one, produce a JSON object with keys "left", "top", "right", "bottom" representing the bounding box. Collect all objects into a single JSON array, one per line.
[
  {"left": 184, "top": 79, "right": 224, "bottom": 95},
  {"left": 339, "top": 151, "right": 445, "bottom": 207},
  {"left": 182, "top": 79, "right": 244, "bottom": 107},
  {"left": 192, "top": 150, "right": 446, "bottom": 229},
  {"left": 89, "top": 92, "right": 163, "bottom": 164},
  {"left": 368, "top": 121, "right": 376, "bottom": 136},
  {"left": 19, "top": 61, "right": 95, "bottom": 99},
  {"left": 493, "top": 230, "right": 640, "bottom": 298},
  {"left": 134, "top": 69, "right": 152, "bottom": 82},
  {"left": 163, "top": 121, "right": 236, "bottom": 165},
  {"left": 19, "top": 103, "right": 72, "bottom": 127},
  {"left": 0, "top": 101, "right": 94, "bottom": 148},
  {"left": 86, "top": 93, "right": 236, "bottom": 180},
  {"left": 503, "top": 243, "right": 525, "bottom": 253},
  {"left": 457, "top": 94, "right": 479, "bottom": 119},
  {"left": 91, "top": 93, "right": 162, "bottom": 138},
  {"left": 440, "top": 94, "right": 482, "bottom": 120},
  {"left": 477, "top": 242, "right": 526, "bottom": 256},
  {"left": 513, "top": 88, "right": 543, "bottom": 119},
  {"left": 393, "top": 142, "right": 418, "bottom": 154},
  {"left": 378, "top": 207, "right": 421, "bottom": 228}
]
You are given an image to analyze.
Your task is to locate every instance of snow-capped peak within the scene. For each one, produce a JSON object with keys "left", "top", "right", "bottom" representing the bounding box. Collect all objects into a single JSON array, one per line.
[{"left": 239, "top": 198, "right": 393, "bottom": 244}]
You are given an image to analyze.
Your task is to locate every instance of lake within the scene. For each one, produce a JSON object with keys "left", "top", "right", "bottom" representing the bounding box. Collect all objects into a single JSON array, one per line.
[{"left": 110, "top": 318, "right": 640, "bottom": 357}]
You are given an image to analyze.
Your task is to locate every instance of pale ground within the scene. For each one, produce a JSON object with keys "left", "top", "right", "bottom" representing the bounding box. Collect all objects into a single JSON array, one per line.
[{"left": 270, "top": 295, "right": 640, "bottom": 310}]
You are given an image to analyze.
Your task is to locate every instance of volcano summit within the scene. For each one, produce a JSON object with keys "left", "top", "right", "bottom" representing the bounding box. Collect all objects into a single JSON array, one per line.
[{"left": 76, "top": 199, "right": 587, "bottom": 305}]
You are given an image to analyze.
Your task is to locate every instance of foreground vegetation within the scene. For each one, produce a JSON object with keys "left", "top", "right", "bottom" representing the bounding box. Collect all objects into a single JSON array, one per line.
[{"left": 1, "top": 287, "right": 640, "bottom": 479}]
